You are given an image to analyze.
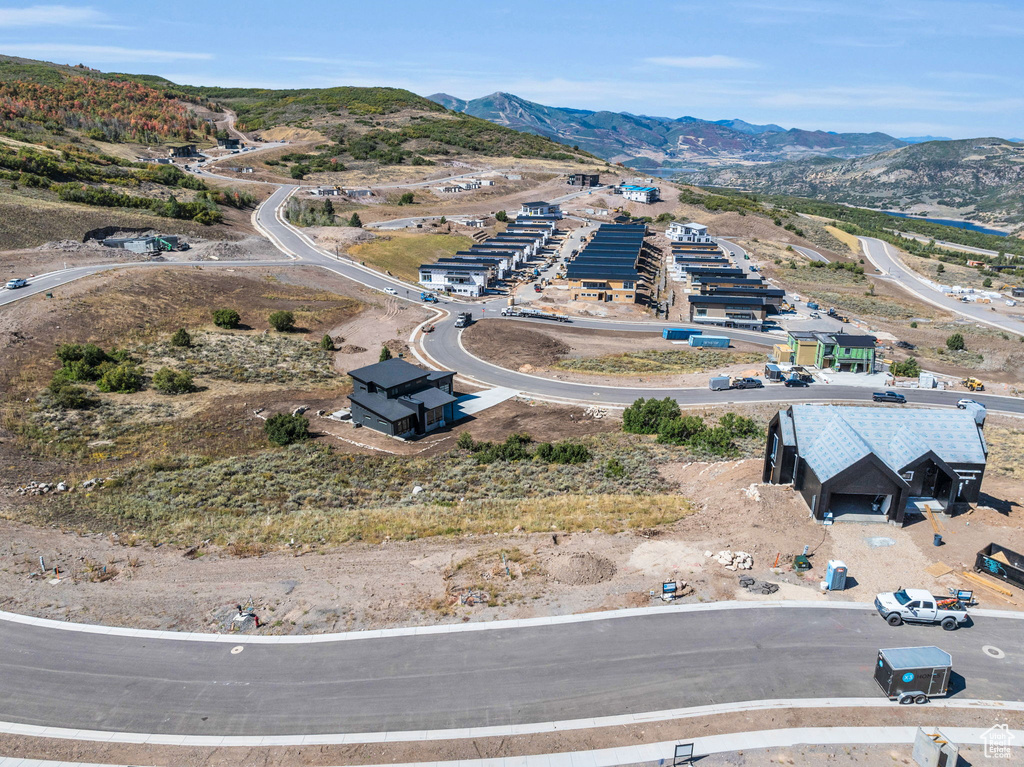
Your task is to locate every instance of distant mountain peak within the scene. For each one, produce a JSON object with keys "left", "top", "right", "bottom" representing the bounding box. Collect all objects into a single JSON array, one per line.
[{"left": 424, "top": 91, "right": 907, "bottom": 165}]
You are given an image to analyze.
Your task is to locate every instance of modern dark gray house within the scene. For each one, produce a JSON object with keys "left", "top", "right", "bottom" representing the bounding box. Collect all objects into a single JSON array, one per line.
[
  {"left": 763, "top": 405, "right": 988, "bottom": 524},
  {"left": 347, "top": 359, "right": 457, "bottom": 437}
]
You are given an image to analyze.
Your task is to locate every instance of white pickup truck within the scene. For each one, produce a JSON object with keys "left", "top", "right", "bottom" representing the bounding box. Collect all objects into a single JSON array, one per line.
[{"left": 874, "top": 588, "right": 969, "bottom": 631}]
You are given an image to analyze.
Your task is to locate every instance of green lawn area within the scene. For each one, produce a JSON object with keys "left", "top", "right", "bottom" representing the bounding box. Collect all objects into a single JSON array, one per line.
[{"left": 348, "top": 233, "right": 475, "bottom": 282}]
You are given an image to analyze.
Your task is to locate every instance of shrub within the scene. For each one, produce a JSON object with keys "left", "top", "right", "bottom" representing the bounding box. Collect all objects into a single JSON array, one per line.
[
  {"left": 268, "top": 310, "right": 296, "bottom": 332},
  {"left": 604, "top": 458, "right": 627, "bottom": 478},
  {"left": 623, "top": 397, "right": 680, "bottom": 434},
  {"left": 946, "top": 333, "right": 966, "bottom": 351},
  {"left": 213, "top": 308, "right": 241, "bottom": 329},
  {"left": 320, "top": 334, "right": 334, "bottom": 351},
  {"left": 170, "top": 328, "right": 192, "bottom": 348},
  {"left": 56, "top": 343, "right": 108, "bottom": 367},
  {"left": 535, "top": 441, "right": 591, "bottom": 464},
  {"left": 495, "top": 210, "right": 508, "bottom": 222},
  {"left": 719, "top": 412, "right": 760, "bottom": 438},
  {"left": 890, "top": 357, "right": 921, "bottom": 377},
  {"left": 983, "top": 277, "right": 993, "bottom": 288},
  {"left": 97, "top": 363, "right": 144, "bottom": 393},
  {"left": 656, "top": 415, "right": 707, "bottom": 445},
  {"left": 399, "top": 191, "right": 414, "bottom": 205},
  {"left": 265, "top": 413, "right": 310, "bottom": 446},
  {"left": 152, "top": 367, "right": 194, "bottom": 395},
  {"left": 687, "top": 426, "right": 737, "bottom": 457},
  {"left": 910, "top": 321, "right": 918, "bottom": 328},
  {"left": 47, "top": 381, "right": 97, "bottom": 410},
  {"left": 456, "top": 431, "right": 475, "bottom": 450}
]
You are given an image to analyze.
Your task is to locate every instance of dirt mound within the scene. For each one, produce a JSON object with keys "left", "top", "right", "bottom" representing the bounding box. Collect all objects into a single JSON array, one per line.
[
  {"left": 339, "top": 344, "right": 367, "bottom": 354},
  {"left": 545, "top": 552, "right": 616, "bottom": 585}
]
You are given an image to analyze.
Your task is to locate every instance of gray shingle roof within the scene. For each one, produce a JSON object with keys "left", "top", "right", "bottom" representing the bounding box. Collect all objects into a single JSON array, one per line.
[{"left": 791, "top": 404, "right": 987, "bottom": 482}]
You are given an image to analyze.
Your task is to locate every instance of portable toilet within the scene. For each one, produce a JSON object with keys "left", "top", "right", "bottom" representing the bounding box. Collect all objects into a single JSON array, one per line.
[{"left": 825, "top": 560, "right": 847, "bottom": 591}]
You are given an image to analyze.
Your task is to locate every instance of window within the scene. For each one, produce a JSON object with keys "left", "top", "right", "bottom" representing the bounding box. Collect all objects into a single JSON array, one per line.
[
  {"left": 623, "top": 281, "right": 635, "bottom": 289},
  {"left": 902, "top": 471, "right": 914, "bottom": 480},
  {"left": 695, "top": 308, "right": 708, "bottom": 317},
  {"left": 922, "top": 602, "right": 934, "bottom": 610},
  {"left": 844, "top": 348, "right": 851, "bottom": 355}
]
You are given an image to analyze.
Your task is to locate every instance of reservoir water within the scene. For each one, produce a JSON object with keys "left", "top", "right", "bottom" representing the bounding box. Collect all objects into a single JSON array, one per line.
[{"left": 882, "top": 211, "right": 1007, "bottom": 237}]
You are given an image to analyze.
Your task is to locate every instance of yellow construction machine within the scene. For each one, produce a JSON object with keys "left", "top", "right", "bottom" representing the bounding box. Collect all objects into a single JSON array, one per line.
[{"left": 962, "top": 377, "right": 985, "bottom": 392}]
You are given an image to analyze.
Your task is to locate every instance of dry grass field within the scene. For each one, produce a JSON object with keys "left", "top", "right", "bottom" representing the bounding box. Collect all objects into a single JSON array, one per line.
[{"left": 348, "top": 232, "right": 474, "bottom": 281}]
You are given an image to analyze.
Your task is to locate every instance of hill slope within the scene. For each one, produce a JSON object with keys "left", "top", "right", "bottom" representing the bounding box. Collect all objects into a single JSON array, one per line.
[
  {"left": 691, "top": 138, "right": 1024, "bottom": 227},
  {"left": 428, "top": 91, "right": 907, "bottom": 165}
]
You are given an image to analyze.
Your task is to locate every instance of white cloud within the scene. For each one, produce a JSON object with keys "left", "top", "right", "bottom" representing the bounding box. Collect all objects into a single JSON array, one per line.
[
  {"left": 0, "top": 4, "right": 106, "bottom": 27},
  {"left": 0, "top": 43, "right": 212, "bottom": 63},
  {"left": 645, "top": 55, "right": 756, "bottom": 69}
]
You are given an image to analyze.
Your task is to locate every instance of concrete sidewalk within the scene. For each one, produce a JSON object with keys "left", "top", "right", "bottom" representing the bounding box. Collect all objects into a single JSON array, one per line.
[{"left": 1, "top": 726, "right": 1019, "bottom": 767}]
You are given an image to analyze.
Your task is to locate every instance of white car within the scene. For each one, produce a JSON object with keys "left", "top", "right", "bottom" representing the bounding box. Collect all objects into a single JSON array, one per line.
[
  {"left": 957, "top": 399, "right": 982, "bottom": 410},
  {"left": 5, "top": 278, "right": 27, "bottom": 289},
  {"left": 383, "top": 287, "right": 399, "bottom": 295}
]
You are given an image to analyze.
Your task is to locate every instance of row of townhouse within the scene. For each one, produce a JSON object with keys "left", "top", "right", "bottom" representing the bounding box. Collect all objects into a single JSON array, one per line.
[
  {"left": 434, "top": 178, "right": 496, "bottom": 194},
  {"left": 418, "top": 217, "right": 558, "bottom": 296},
  {"left": 566, "top": 223, "right": 648, "bottom": 303}
]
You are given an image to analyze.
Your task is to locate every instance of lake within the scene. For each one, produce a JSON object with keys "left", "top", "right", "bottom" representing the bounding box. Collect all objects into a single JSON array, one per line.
[{"left": 882, "top": 211, "right": 1008, "bottom": 237}]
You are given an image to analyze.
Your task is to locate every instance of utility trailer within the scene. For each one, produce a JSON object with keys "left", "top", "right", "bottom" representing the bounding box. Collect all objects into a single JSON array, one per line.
[
  {"left": 976, "top": 543, "right": 1024, "bottom": 590},
  {"left": 875, "top": 646, "right": 952, "bottom": 704},
  {"left": 501, "top": 307, "right": 569, "bottom": 322}
]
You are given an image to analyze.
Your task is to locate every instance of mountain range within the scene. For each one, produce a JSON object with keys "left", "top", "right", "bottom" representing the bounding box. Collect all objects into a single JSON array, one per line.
[
  {"left": 690, "top": 137, "right": 1024, "bottom": 226},
  {"left": 428, "top": 91, "right": 907, "bottom": 166}
]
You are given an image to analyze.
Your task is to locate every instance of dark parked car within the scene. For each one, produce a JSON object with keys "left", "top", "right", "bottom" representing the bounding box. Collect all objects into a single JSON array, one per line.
[
  {"left": 732, "top": 377, "right": 764, "bottom": 389},
  {"left": 784, "top": 378, "right": 810, "bottom": 387},
  {"left": 873, "top": 391, "right": 907, "bottom": 404}
]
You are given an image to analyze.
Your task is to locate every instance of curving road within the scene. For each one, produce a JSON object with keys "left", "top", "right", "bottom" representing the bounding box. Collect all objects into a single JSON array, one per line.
[
  {"left": 859, "top": 236, "right": 1024, "bottom": 337},
  {"left": 1, "top": 605, "right": 1022, "bottom": 736},
  {"left": 6, "top": 186, "right": 1024, "bottom": 416}
]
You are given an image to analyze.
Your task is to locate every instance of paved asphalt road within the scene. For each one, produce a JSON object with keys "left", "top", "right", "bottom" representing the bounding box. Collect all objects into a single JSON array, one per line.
[
  {"left": 859, "top": 236, "right": 1024, "bottom": 337},
  {"left": 793, "top": 245, "right": 829, "bottom": 263},
  {"left": 1, "top": 607, "right": 1020, "bottom": 735},
  {"left": 7, "top": 188, "right": 1024, "bottom": 416}
]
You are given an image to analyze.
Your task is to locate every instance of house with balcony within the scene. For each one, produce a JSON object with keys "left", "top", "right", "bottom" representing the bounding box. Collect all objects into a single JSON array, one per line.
[
  {"left": 347, "top": 359, "right": 457, "bottom": 438},
  {"left": 687, "top": 294, "right": 766, "bottom": 330}
]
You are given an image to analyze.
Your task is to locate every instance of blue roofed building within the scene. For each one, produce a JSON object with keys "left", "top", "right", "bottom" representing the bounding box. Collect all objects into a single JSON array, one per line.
[{"left": 763, "top": 404, "right": 988, "bottom": 524}]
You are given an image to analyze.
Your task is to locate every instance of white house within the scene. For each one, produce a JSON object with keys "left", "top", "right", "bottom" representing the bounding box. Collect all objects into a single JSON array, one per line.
[
  {"left": 519, "top": 201, "right": 562, "bottom": 218},
  {"left": 312, "top": 186, "right": 342, "bottom": 196},
  {"left": 620, "top": 185, "right": 660, "bottom": 204},
  {"left": 667, "top": 221, "right": 713, "bottom": 243},
  {"left": 418, "top": 263, "right": 490, "bottom": 297},
  {"left": 435, "top": 185, "right": 463, "bottom": 194}
]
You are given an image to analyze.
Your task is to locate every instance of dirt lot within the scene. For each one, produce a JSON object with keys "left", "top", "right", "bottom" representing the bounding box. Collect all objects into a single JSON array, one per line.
[
  {"left": 462, "top": 319, "right": 768, "bottom": 387},
  {"left": 3, "top": 426, "right": 1024, "bottom": 636}
]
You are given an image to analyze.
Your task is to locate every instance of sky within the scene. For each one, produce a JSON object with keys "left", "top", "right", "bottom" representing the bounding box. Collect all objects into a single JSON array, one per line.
[{"left": 1, "top": 0, "right": 1022, "bottom": 139}]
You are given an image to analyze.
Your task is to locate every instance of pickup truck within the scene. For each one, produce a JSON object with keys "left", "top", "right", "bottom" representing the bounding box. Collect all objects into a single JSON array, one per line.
[
  {"left": 873, "top": 391, "right": 907, "bottom": 404},
  {"left": 874, "top": 588, "right": 969, "bottom": 631},
  {"left": 731, "top": 377, "right": 764, "bottom": 389},
  {"left": 453, "top": 311, "right": 473, "bottom": 328}
]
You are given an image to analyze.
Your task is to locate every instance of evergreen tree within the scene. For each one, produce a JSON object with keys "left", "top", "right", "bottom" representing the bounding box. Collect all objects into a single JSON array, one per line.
[
  {"left": 348, "top": 212, "right": 362, "bottom": 228},
  {"left": 379, "top": 345, "right": 393, "bottom": 362}
]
